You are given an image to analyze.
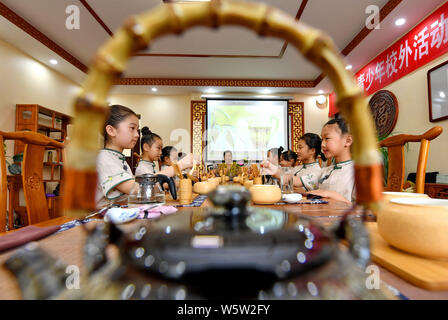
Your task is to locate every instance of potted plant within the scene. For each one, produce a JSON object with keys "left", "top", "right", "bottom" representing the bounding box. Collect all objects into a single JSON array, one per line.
[{"left": 3, "top": 142, "right": 23, "bottom": 175}]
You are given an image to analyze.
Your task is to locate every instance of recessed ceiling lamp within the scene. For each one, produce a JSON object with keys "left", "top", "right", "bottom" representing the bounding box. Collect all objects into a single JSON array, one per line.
[
  {"left": 49, "top": 59, "right": 58, "bottom": 65},
  {"left": 395, "top": 18, "right": 406, "bottom": 26},
  {"left": 163, "top": 0, "right": 210, "bottom": 3},
  {"left": 345, "top": 65, "right": 353, "bottom": 70},
  {"left": 205, "top": 88, "right": 217, "bottom": 93},
  {"left": 316, "top": 95, "right": 326, "bottom": 105},
  {"left": 440, "top": 91, "right": 446, "bottom": 98},
  {"left": 151, "top": 87, "right": 158, "bottom": 92},
  {"left": 318, "top": 90, "right": 324, "bottom": 94},
  {"left": 261, "top": 89, "right": 271, "bottom": 94}
]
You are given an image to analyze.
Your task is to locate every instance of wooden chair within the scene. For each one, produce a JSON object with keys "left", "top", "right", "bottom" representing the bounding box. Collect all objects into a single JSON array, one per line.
[
  {"left": 379, "top": 126, "right": 443, "bottom": 193},
  {"left": 0, "top": 131, "right": 65, "bottom": 232}
]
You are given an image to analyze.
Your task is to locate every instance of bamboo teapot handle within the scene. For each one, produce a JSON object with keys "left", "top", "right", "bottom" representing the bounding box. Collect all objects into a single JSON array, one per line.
[{"left": 64, "top": 0, "right": 383, "bottom": 216}]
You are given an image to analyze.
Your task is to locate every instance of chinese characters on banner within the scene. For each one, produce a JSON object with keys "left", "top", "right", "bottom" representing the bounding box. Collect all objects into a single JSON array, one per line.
[{"left": 356, "top": 2, "right": 448, "bottom": 96}]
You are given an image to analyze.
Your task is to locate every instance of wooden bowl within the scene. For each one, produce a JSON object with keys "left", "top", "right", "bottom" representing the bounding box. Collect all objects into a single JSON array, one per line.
[
  {"left": 253, "top": 177, "right": 262, "bottom": 185},
  {"left": 249, "top": 185, "right": 282, "bottom": 205},
  {"left": 377, "top": 198, "right": 448, "bottom": 260},
  {"left": 244, "top": 180, "right": 254, "bottom": 190},
  {"left": 207, "top": 178, "right": 220, "bottom": 188},
  {"left": 209, "top": 177, "right": 221, "bottom": 184}
]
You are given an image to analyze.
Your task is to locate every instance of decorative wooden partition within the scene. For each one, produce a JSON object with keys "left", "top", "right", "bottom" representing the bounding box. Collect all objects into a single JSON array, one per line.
[
  {"left": 288, "top": 102, "right": 304, "bottom": 153},
  {"left": 190, "top": 100, "right": 304, "bottom": 161}
]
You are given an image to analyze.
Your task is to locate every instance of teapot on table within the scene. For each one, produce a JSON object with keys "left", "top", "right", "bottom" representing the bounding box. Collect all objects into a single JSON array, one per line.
[{"left": 128, "top": 173, "right": 177, "bottom": 206}]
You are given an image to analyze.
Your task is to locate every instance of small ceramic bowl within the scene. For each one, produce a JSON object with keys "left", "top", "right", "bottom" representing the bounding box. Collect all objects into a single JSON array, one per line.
[
  {"left": 382, "top": 191, "right": 429, "bottom": 203},
  {"left": 282, "top": 193, "right": 302, "bottom": 203},
  {"left": 249, "top": 184, "right": 282, "bottom": 204},
  {"left": 377, "top": 198, "right": 448, "bottom": 260},
  {"left": 193, "top": 181, "right": 216, "bottom": 195},
  {"left": 208, "top": 178, "right": 220, "bottom": 187}
]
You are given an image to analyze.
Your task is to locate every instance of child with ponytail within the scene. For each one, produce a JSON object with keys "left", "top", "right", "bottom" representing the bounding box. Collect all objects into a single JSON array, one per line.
[
  {"left": 267, "top": 146, "right": 284, "bottom": 166},
  {"left": 160, "top": 146, "right": 178, "bottom": 170},
  {"left": 279, "top": 150, "right": 298, "bottom": 167},
  {"left": 293, "top": 133, "right": 323, "bottom": 178},
  {"left": 135, "top": 126, "right": 194, "bottom": 177},
  {"left": 263, "top": 146, "right": 284, "bottom": 185}
]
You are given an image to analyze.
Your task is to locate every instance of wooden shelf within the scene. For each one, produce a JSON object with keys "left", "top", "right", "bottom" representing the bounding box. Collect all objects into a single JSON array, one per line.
[
  {"left": 43, "top": 162, "right": 63, "bottom": 167},
  {"left": 12, "top": 104, "right": 72, "bottom": 221},
  {"left": 38, "top": 124, "right": 64, "bottom": 132}
]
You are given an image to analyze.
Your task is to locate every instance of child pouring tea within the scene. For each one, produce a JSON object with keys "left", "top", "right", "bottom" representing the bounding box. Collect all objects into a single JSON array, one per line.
[
  {"left": 261, "top": 118, "right": 355, "bottom": 203},
  {"left": 160, "top": 146, "right": 178, "bottom": 170}
]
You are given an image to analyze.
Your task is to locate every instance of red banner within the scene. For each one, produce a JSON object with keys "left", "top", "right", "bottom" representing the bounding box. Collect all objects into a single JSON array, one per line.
[
  {"left": 356, "top": 2, "right": 448, "bottom": 96},
  {"left": 328, "top": 92, "right": 337, "bottom": 117}
]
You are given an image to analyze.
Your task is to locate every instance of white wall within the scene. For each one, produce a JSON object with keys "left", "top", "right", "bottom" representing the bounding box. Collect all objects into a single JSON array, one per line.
[
  {"left": 0, "top": 38, "right": 81, "bottom": 158},
  {"left": 293, "top": 94, "right": 329, "bottom": 136},
  {"left": 108, "top": 94, "right": 192, "bottom": 153},
  {"left": 371, "top": 52, "right": 448, "bottom": 177}
]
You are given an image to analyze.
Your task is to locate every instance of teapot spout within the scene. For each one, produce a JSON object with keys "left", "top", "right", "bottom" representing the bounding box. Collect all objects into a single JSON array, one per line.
[{"left": 335, "top": 211, "right": 371, "bottom": 268}]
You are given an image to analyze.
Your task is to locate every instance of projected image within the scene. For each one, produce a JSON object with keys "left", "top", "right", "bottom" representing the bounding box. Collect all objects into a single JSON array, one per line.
[{"left": 206, "top": 100, "right": 288, "bottom": 161}]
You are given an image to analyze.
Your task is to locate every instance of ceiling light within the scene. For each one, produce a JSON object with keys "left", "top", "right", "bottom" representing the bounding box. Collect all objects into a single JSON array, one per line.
[
  {"left": 261, "top": 89, "right": 271, "bottom": 94},
  {"left": 205, "top": 88, "right": 217, "bottom": 94},
  {"left": 345, "top": 65, "right": 353, "bottom": 70},
  {"left": 163, "top": 0, "right": 211, "bottom": 3},
  {"left": 151, "top": 87, "right": 158, "bottom": 92},
  {"left": 49, "top": 59, "right": 58, "bottom": 65},
  {"left": 318, "top": 90, "right": 324, "bottom": 94},
  {"left": 440, "top": 91, "right": 446, "bottom": 98},
  {"left": 395, "top": 18, "right": 406, "bottom": 26},
  {"left": 316, "top": 95, "right": 326, "bottom": 105}
]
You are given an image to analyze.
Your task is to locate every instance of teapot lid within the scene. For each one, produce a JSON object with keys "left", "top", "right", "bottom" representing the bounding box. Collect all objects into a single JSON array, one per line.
[
  {"left": 123, "top": 185, "right": 336, "bottom": 289},
  {"left": 135, "top": 173, "right": 158, "bottom": 184}
]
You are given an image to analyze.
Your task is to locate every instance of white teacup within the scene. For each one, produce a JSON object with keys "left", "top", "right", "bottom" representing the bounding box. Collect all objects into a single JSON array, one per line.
[
  {"left": 382, "top": 191, "right": 429, "bottom": 203},
  {"left": 282, "top": 193, "right": 302, "bottom": 203}
]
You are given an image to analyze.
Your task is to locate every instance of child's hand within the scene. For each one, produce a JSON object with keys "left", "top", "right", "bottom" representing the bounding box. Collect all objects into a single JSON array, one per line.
[
  {"left": 179, "top": 153, "right": 194, "bottom": 170},
  {"left": 260, "top": 160, "right": 279, "bottom": 176},
  {"left": 305, "top": 190, "right": 330, "bottom": 198},
  {"left": 305, "top": 190, "right": 351, "bottom": 204}
]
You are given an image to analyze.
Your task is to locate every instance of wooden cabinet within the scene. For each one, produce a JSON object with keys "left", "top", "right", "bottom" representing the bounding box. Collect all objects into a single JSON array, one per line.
[
  {"left": 9, "top": 105, "right": 72, "bottom": 225},
  {"left": 15, "top": 104, "right": 71, "bottom": 162},
  {"left": 424, "top": 183, "right": 448, "bottom": 199}
]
